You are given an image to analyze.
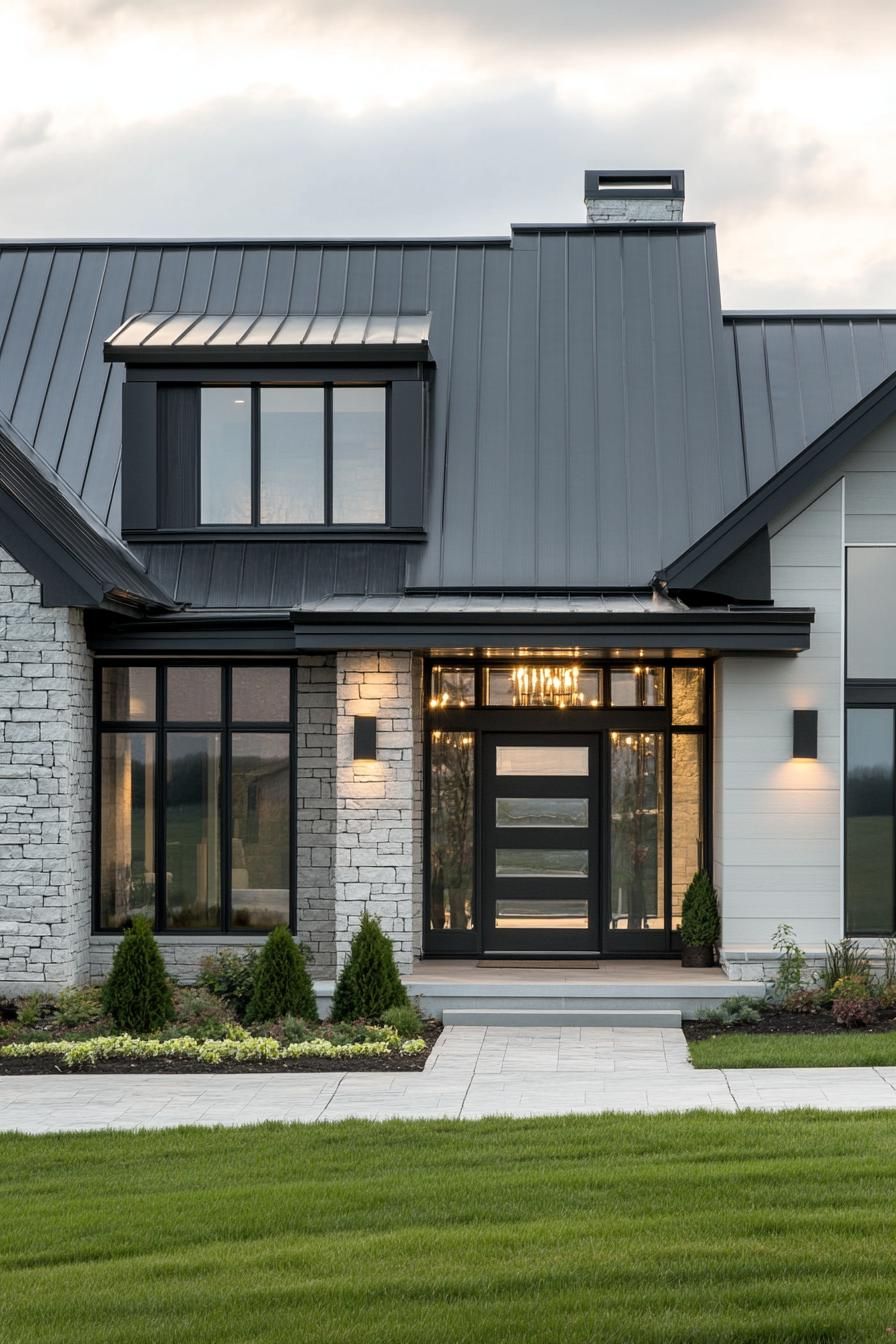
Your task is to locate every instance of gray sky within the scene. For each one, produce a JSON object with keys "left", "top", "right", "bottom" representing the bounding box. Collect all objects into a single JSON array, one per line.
[{"left": 3, "top": 0, "right": 895, "bottom": 306}]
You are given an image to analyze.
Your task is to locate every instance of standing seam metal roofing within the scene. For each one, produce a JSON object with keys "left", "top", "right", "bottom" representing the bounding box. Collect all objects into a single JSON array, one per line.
[{"left": 0, "top": 232, "right": 895, "bottom": 606}]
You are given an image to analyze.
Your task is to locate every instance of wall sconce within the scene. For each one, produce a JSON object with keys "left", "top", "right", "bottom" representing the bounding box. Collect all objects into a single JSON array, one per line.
[
  {"left": 353, "top": 716, "right": 378, "bottom": 761},
  {"left": 792, "top": 709, "right": 818, "bottom": 759}
]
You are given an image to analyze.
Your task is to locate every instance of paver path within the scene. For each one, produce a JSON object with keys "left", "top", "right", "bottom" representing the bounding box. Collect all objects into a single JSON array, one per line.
[{"left": 3, "top": 1027, "right": 896, "bottom": 1132}]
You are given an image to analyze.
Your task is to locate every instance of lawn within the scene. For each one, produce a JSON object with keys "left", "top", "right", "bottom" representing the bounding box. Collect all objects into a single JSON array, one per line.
[
  {"left": 4, "top": 1113, "right": 896, "bottom": 1342},
  {"left": 689, "top": 1030, "right": 896, "bottom": 1069}
]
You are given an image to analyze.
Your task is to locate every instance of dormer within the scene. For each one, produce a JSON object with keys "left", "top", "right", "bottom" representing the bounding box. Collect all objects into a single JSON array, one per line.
[{"left": 105, "top": 310, "right": 431, "bottom": 541}]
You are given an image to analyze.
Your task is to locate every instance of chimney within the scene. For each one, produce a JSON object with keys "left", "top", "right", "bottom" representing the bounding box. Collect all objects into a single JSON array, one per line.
[{"left": 584, "top": 170, "right": 684, "bottom": 224}]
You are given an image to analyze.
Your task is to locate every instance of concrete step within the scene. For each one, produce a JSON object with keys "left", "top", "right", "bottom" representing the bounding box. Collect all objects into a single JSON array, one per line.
[{"left": 441, "top": 1007, "right": 682, "bottom": 1028}]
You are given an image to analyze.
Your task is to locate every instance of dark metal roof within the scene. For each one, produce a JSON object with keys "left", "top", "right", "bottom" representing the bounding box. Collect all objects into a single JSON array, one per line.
[
  {"left": 0, "top": 234, "right": 895, "bottom": 608},
  {"left": 104, "top": 309, "right": 431, "bottom": 361},
  {"left": 130, "top": 540, "right": 407, "bottom": 609},
  {"left": 0, "top": 412, "right": 175, "bottom": 611}
]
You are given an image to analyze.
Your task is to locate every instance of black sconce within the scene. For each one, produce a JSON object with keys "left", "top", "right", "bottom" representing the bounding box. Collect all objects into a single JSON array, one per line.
[
  {"left": 792, "top": 709, "right": 818, "bottom": 760},
  {"left": 353, "top": 716, "right": 378, "bottom": 761}
]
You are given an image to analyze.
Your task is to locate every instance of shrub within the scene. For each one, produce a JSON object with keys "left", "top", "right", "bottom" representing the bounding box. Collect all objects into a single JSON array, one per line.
[
  {"left": 381, "top": 1003, "right": 424, "bottom": 1038},
  {"left": 883, "top": 937, "right": 896, "bottom": 990},
  {"left": 832, "top": 995, "right": 877, "bottom": 1028},
  {"left": 244, "top": 926, "right": 318, "bottom": 1025},
  {"left": 679, "top": 871, "right": 720, "bottom": 948},
  {"left": 782, "top": 987, "right": 827, "bottom": 1015},
  {"left": 832, "top": 975, "right": 870, "bottom": 1001},
  {"left": 819, "top": 939, "right": 871, "bottom": 991},
  {"left": 197, "top": 948, "right": 259, "bottom": 1019},
  {"left": 171, "top": 986, "right": 234, "bottom": 1039},
  {"left": 16, "top": 993, "right": 50, "bottom": 1028},
  {"left": 770, "top": 923, "right": 807, "bottom": 1002},
  {"left": 53, "top": 987, "right": 104, "bottom": 1028},
  {"left": 101, "top": 917, "right": 174, "bottom": 1033},
  {"left": 699, "top": 996, "right": 763, "bottom": 1027},
  {"left": 332, "top": 912, "right": 409, "bottom": 1022}
]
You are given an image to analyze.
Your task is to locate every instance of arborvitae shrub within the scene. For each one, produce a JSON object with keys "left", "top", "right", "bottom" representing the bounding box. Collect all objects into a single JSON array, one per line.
[
  {"left": 102, "top": 917, "right": 174, "bottom": 1032},
  {"left": 332, "top": 912, "right": 409, "bottom": 1021},
  {"left": 679, "top": 870, "right": 721, "bottom": 948},
  {"left": 245, "top": 926, "right": 318, "bottom": 1024}
]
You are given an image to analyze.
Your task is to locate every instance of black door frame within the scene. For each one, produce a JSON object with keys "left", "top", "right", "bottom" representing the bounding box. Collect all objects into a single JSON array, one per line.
[{"left": 422, "top": 659, "right": 712, "bottom": 959}]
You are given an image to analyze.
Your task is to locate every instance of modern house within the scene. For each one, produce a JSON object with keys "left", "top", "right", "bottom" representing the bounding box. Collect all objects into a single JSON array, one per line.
[{"left": 2, "top": 169, "right": 895, "bottom": 1003}]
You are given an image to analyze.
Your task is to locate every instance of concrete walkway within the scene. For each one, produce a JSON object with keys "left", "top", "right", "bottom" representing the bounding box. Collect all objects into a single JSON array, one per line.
[{"left": 3, "top": 1027, "right": 896, "bottom": 1132}]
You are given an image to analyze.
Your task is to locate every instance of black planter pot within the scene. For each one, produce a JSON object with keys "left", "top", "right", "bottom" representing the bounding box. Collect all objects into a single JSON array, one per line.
[{"left": 681, "top": 944, "right": 716, "bottom": 968}]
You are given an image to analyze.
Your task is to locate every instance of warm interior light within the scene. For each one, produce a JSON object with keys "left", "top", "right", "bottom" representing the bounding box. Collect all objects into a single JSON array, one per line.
[{"left": 510, "top": 664, "right": 584, "bottom": 709}]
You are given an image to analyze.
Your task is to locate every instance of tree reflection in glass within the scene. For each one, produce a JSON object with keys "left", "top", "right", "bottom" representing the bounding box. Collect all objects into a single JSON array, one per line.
[
  {"left": 610, "top": 732, "right": 665, "bottom": 931},
  {"left": 430, "top": 730, "right": 474, "bottom": 930}
]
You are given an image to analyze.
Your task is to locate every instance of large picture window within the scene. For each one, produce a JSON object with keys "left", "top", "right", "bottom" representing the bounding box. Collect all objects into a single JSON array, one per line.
[
  {"left": 96, "top": 663, "right": 294, "bottom": 933},
  {"left": 200, "top": 384, "right": 387, "bottom": 526},
  {"left": 846, "top": 706, "right": 896, "bottom": 935}
]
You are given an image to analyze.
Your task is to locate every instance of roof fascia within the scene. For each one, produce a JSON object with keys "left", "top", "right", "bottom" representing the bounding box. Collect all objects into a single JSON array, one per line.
[{"left": 662, "top": 369, "right": 896, "bottom": 590}]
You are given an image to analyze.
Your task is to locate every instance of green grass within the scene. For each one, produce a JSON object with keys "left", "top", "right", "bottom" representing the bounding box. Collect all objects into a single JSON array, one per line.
[
  {"left": 689, "top": 1030, "right": 896, "bottom": 1069},
  {"left": 4, "top": 1114, "right": 896, "bottom": 1342}
]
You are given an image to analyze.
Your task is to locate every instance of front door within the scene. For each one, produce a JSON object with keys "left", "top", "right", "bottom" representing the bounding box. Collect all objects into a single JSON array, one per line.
[{"left": 481, "top": 733, "right": 600, "bottom": 955}]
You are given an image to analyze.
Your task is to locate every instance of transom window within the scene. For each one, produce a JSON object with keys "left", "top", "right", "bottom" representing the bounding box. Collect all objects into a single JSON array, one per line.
[
  {"left": 200, "top": 385, "right": 387, "bottom": 527},
  {"left": 96, "top": 663, "right": 295, "bottom": 935}
]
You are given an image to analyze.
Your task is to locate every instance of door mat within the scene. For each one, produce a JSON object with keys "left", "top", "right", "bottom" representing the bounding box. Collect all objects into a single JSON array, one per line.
[{"left": 475, "top": 959, "right": 600, "bottom": 970}]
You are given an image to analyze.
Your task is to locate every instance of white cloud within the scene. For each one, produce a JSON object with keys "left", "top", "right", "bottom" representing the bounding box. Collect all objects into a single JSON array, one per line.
[{"left": 1, "top": 0, "right": 894, "bottom": 307}]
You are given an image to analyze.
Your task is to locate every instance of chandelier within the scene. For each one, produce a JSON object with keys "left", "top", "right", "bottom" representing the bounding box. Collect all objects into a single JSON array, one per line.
[{"left": 511, "top": 665, "right": 583, "bottom": 709}]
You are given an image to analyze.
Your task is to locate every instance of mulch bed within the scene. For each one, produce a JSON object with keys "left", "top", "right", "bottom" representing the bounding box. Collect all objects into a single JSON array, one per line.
[
  {"left": 0, "top": 1022, "right": 443, "bottom": 1075},
  {"left": 684, "top": 1010, "right": 896, "bottom": 1042}
]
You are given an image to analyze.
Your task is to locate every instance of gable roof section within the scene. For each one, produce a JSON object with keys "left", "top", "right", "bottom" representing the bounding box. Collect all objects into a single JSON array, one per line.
[
  {"left": 0, "top": 411, "right": 176, "bottom": 611},
  {"left": 662, "top": 364, "right": 896, "bottom": 589}
]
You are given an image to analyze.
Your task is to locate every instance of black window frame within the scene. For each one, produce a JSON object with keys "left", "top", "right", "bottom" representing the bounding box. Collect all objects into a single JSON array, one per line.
[
  {"left": 422, "top": 658, "right": 712, "bottom": 959},
  {"left": 93, "top": 661, "right": 297, "bottom": 936},
  {"left": 844, "top": 698, "right": 896, "bottom": 936},
  {"left": 198, "top": 382, "right": 390, "bottom": 529}
]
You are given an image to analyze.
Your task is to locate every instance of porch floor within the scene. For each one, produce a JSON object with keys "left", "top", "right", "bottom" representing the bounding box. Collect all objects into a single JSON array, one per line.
[{"left": 409, "top": 958, "right": 728, "bottom": 985}]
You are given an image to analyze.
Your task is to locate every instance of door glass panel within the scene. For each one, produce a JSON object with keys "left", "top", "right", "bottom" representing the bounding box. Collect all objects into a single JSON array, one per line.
[
  {"left": 99, "top": 733, "right": 155, "bottom": 928},
  {"left": 165, "top": 732, "right": 221, "bottom": 929},
  {"left": 496, "top": 849, "right": 589, "bottom": 878},
  {"left": 846, "top": 708, "right": 895, "bottom": 933},
  {"left": 496, "top": 797, "right": 588, "bottom": 828},
  {"left": 430, "top": 730, "right": 475, "bottom": 931},
  {"left": 671, "top": 668, "right": 704, "bottom": 725},
  {"left": 430, "top": 666, "right": 475, "bottom": 708},
  {"left": 259, "top": 387, "right": 324, "bottom": 524},
  {"left": 495, "top": 899, "right": 588, "bottom": 927},
  {"left": 485, "top": 667, "right": 602, "bottom": 707},
  {"left": 495, "top": 745, "right": 588, "bottom": 776},
  {"left": 610, "top": 732, "right": 665, "bottom": 931},
  {"left": 610, "top": 667, "right": 664, "bottom": 707},
  {"left": 671, "top": 734, "right": 704, "bottom": 928},
  {"left": 230, "top": 732, "right": 290, "bottom": 931},
  {"left": 101, "top": 666, "right": 156, "bottom": 721}
]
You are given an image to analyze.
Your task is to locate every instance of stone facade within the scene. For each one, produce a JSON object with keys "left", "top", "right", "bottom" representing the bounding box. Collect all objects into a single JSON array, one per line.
[
  {"left": 334, "top": 652, "right": 420, "bottom": 974},
  {"left": 0, "top": 547, "right": 93, "bottom": 994},
  {"left": 296, "top": 656, "right": 337, "bottom": 975},
  {"left": 584, "top": 196, "right": 684, "bottom": 224}
]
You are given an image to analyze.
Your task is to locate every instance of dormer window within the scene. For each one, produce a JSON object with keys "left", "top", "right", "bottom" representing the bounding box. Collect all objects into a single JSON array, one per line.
[{"left": 200, "top": 385, "right": 387, "bottom": 527}]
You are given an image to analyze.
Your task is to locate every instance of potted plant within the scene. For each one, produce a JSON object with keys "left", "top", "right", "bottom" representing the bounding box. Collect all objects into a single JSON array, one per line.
[{"left": 679, "top": 870, "right": 720, "bottom": 968}]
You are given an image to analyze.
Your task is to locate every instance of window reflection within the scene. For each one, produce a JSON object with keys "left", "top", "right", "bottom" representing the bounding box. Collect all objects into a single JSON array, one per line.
[
  {"left": 610, "top": 732, "right": 664, "bottom": 931},
  {"left": 671, "top": 735, "right": 703, "bottom": 926},
  {"left": 200, "top": 388, "right": 251, "bottom": 524},
  {"left": 846, "top": 708, "right": 895, "bottom": 933},
  {"left": 99, "top": 733, "right": 155, "bottom": 928},
  {"left": 165, "top": 733, "right": 221, "bottom": 929},
  {"left": 332, "top": 387, "right": 386, "bottom": 523},
  {"left": 430, "top": 731, "right": 474, "bottom": 930},
  {"left": 610, "top": 667, "right": 664, "bottom": 707},
  {"left": 231, "top": 732, "right": 290, "bottom": 930},
  {"left": 260, "top": 388, "right": 324, "bottom": 524}
]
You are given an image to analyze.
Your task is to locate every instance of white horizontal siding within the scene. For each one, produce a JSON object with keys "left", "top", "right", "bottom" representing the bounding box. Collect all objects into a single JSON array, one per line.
[{"left": 715, "top": 479, "right": 844, "bottom": 954}]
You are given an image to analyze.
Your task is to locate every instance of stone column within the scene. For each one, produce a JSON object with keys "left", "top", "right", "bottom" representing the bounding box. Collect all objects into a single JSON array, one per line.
[
  {"left": 335, "top": 652, "right": 417, "bottom": 973},
  {"left": 0, "top": 548, "right": 92, "bottom": 993}
]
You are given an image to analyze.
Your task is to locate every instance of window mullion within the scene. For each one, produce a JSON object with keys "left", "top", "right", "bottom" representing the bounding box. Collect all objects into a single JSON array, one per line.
[
  {"left": 252, "top": 386, "right": 260, "bottom": 526},
  {"left": 324, "top": 384, "right": 333, "bottom": 524}
]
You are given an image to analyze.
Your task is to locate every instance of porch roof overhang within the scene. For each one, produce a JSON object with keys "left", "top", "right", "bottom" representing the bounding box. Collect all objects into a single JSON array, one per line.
[{"left": 85, "top": 598, "right": 814, "bottom": 656}]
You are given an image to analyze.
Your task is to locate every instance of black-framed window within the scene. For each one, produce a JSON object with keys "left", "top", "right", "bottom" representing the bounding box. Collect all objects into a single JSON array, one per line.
[
  {"left": 845, "top": 705, "right": 896, "bottom": 935},
  {"left": 199, "top": 384, "right": 387, "bottom": 527},
  {"left": 96, "top": 663, "right": 296, "bottom": 934}
]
